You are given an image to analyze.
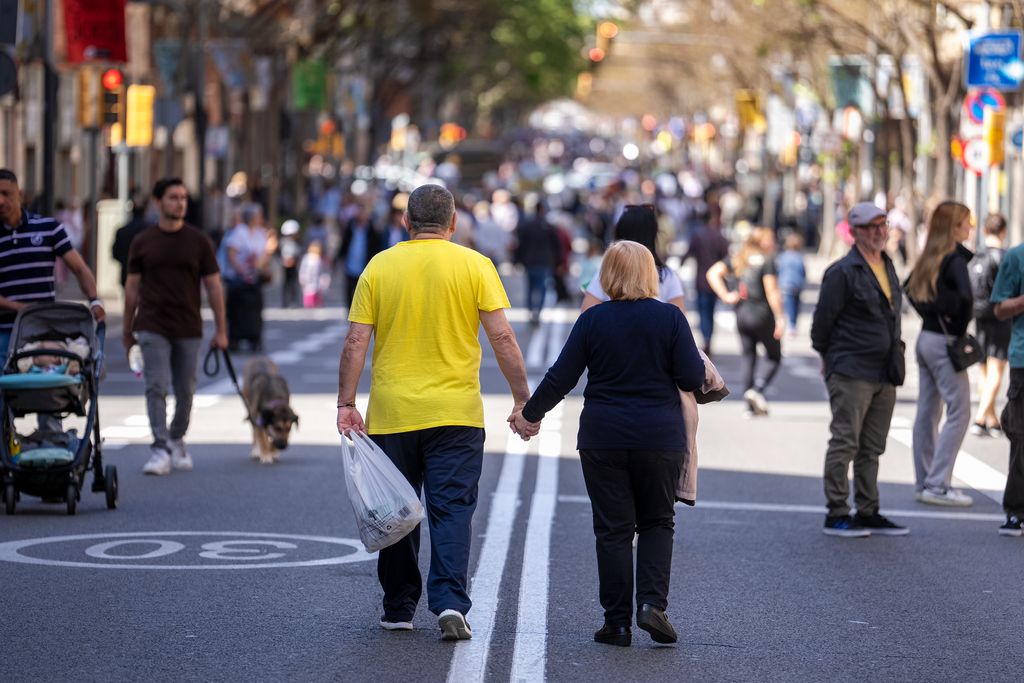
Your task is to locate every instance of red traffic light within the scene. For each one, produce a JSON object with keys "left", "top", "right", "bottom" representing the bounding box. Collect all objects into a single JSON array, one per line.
[
  {"left": 101, "top": 68, "right": 123, "bottom": 91},
  {"left": 588, "top": 47, "right": 605, "bottom": 62}
]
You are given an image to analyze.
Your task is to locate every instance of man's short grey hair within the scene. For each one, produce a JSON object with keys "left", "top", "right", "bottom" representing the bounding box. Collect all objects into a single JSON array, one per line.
[{"left": 406, "top": 184, "right": 454, "bottom": 234}]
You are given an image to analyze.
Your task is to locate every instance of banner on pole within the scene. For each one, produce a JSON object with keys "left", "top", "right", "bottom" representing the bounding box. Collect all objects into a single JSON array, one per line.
[
  {"left": 0, "top": 0, "right": 18, "bottom": 46},
  {"left": 63, "top": 0, "right": 127, "bottom": 63}
]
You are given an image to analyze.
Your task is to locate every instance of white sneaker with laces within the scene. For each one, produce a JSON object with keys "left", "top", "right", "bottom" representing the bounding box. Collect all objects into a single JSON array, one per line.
[
  {"left": 919, "top": 486, "right": 973, "bottom": 507},
  {"left": 169, "top": 439, "right": 193, "bottom": 471},
  {"left": 143, "top": 447, "right": 172, "bottom": 476},
  {"left": 438, "top": 609, "right": 473, "bottom": 641}
]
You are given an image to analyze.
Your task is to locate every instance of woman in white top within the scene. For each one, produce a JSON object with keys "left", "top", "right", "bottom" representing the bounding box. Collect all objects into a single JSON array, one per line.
[{"left": 582, "top": 205, "right": 685, "bottom": 313}]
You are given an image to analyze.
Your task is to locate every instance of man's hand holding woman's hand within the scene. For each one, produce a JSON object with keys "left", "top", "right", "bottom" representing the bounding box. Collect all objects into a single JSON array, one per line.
[{"left": 508, "top": 409, "right": 541, "bottom": 441}]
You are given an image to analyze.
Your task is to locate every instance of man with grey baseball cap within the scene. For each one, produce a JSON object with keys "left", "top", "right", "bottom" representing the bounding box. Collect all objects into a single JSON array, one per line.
[{"left": 811, "top": 202, "right": 909, "bottom": 537}]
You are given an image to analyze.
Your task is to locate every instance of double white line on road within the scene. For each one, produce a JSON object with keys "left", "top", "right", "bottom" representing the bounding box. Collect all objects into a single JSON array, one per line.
[{"left": 447, "top": 405, "right": 562, "bottom": 683}]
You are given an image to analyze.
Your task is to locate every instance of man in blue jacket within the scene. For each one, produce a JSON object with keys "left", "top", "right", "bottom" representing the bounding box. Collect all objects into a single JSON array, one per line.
[{"left": 811, "top": 202, "right": 908, "bottom": 538}]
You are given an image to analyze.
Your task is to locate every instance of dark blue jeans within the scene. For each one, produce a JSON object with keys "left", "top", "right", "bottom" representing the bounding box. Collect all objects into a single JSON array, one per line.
[
  {"left": 370, "top": 426, "right": 484, "bottom": 620},
  {"left": 695, "top": 290, "right": 717, "bottom": 346},
  {"left": 783, "top": 291, "right": 801, "bottom": 330},
  {"left": 526, "top": 266, "right": 552, "bottom": 320}
]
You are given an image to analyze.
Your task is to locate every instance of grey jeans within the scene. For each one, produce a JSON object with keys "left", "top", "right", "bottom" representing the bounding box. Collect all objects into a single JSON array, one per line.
[
  {"left": 137, "top": 331, "right": 202, "bottom": 452},
  {"left": 913, "top": 330, "right": 971, "bottom": 491},
  {"left": 824, "top": 374, "right": 897, "bottom": 516}
]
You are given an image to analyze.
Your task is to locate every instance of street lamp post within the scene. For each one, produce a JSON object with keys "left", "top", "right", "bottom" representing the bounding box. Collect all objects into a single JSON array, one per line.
[{"left": 41, "top": 0, "right": 56, "bottom": 214}]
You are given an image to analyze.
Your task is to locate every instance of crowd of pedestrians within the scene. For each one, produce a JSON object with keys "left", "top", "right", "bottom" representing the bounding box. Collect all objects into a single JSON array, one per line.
[{"left": 7, "top": 150, "right": 1024, "bottom": 649}]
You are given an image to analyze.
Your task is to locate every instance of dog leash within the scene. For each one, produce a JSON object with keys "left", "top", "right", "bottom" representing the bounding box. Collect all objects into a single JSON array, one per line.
[{"left": 203, "top": 347, "right": 253, "bottom": 422}]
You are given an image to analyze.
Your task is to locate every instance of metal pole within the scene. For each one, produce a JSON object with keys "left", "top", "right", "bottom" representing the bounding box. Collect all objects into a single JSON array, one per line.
[
  {"left": 194, "top": 0, "right": 207, "bottom": 225},
  {"left": 86, "top": 129, "right": 99, "bottom": 270},
  {"left": 117, "top": 144, "right": 129, "bottom": 205},
  {"left": 40, "top": 0, "right": 56, "bottom": 214}
]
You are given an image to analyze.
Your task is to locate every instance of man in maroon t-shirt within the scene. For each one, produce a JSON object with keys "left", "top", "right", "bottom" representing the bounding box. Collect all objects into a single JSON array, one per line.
[{"left": 122, "top": 177, "right": 228, "bottom": 476}]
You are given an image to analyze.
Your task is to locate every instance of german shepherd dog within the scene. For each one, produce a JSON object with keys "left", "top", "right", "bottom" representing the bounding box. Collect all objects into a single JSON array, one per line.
[{"left": 242, "top": 357, "right": 299, "bottom": 464}]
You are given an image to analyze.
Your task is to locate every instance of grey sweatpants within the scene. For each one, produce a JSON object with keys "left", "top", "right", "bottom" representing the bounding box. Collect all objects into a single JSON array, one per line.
[
  {"left": 137, "top": 331, "right": 202, "bottom": 452},
  {"left": 912, "top": 330, "right": 971, "bottom": 491}
]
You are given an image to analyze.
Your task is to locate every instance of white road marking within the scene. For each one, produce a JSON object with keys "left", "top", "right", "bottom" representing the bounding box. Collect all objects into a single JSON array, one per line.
[
  {"left": 525, "top": 325, "right": 546, "bottom": 369},
  {"left": 100, "top": 425, "right": 151, "bottom": 439},
  {"left": 545, "top": 322, "right": 565, "bottom": 368},
  {"left": 447, "top": 431, "right": 528, "bottom": 683},
  {"left": 555, "top": 495, "right": 1006, "bottom": 521},
  {"left": 193, "top": 395, "right": 221, "bottom": 408},
  {"left": 511, "top": 406, "right": 561, "bottom": 683},
  {"left": 0, "top": 532, "right": 373, "bottom": 569},
  {"left": 887, "top": 425, "right": 1006, "bottom": 504}
]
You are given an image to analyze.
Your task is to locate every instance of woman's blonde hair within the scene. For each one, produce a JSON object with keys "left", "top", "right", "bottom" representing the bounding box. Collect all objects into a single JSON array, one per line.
[
  {"left": 600, "top": 240, "right": 659, "bottom": 301},
  {"left": 734, "top": 226, "right": 774, "bottom": 278},
  {"left": 905, "top": 201, "right": 970, "bottom": 303}
]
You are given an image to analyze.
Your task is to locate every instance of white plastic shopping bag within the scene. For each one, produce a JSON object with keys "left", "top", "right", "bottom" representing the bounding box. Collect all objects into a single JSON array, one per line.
[{"left": 340, "top": 432, "right": 425, "bottom": 553}]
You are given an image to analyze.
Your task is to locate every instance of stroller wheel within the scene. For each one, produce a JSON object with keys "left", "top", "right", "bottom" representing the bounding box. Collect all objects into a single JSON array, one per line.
[
  {"left": 66, "top": 482, "right": 78, "bottom": 516},
  {"left": 104, "top": 466, "right": 118, "bottom": 510},
  {"left": 4, "top": 483, "right": 15, "bottom": 515}
]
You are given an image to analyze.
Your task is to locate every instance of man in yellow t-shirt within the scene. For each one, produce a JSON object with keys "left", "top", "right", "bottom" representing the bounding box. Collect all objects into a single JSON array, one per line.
[{"left": 336, "top": 184, "right": 532, "bottom": 641}]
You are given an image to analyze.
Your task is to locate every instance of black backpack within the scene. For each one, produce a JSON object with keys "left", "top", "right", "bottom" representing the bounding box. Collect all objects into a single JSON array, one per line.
[{"left": 969, "top": 248, "right": 1003, "bottom": 322}]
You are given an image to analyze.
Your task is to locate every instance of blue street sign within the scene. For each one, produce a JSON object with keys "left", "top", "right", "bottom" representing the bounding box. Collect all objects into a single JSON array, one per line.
[
  {"left": 1013, "top": 127, "right": 1023, "bottom": 149},
  {"left": 965, "top": 30, "right": 1023, "bottom": 90}
]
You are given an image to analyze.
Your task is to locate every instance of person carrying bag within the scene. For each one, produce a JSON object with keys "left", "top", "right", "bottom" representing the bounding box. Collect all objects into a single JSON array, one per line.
[
  {"left": 341, "top": 433, "right": 425, "bottom": 553},
  {"left": 904, "top": 201, "right": 976, "bottom": 507}
]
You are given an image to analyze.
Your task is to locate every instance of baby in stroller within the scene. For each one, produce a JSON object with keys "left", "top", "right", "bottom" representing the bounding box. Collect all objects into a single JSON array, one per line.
[{"left": 0, "top": 302, "right": 117, "bottom": 515}]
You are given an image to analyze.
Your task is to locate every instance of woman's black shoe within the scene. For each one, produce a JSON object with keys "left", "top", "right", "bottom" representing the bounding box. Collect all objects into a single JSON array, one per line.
[
  {"left": 594, "top": 623, "right": 631, "bottom": 647},
  {"left": 636, "top": 604, "right": 677, "bottom": 644}
]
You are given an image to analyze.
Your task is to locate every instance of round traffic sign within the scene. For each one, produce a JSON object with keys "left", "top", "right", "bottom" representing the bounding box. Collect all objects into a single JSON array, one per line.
[
  {"left": 964, "top": 88, "right": 1006, "bottom": 124},
  {"left": 962, "top": 137, "right": 989, "bottom": 175}
]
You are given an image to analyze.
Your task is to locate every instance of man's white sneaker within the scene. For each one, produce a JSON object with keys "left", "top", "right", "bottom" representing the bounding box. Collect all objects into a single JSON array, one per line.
[
  {"left": 380, "top": 618, "right": 414, "bottom": 631},
  {"left": 438, "top": 609, "right": 473, "bottom": 641},
  {"left": 919, "top": 486, "right": 973, "bottom": 507},
  {"left": 169, "top": 439, "right": 193, "bottom": 471},
  {"left": 142, "top": 448, "right": 172, "bottom": 476}
]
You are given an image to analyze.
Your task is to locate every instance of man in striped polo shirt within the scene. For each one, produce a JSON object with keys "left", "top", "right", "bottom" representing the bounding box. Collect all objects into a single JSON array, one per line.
[{"left": 0, "top": 169, "right": 105, "bottom": 360}]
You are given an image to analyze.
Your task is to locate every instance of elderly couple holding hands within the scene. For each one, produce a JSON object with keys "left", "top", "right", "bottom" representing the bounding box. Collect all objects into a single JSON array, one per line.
[{"left": 337, "top": 187, "right": 703, "bottom": 647}]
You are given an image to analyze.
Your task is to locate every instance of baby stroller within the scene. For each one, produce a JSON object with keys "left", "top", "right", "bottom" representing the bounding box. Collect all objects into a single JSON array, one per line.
[{"left": 0, "top": 302, "right": 117, "bottom": 515}]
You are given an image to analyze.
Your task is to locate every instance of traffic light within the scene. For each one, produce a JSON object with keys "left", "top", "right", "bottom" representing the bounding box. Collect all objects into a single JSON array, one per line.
[
  {"left": 101, "top": 68, "right": 124, "bottom": 126},
  {"left": 77, "top": 68, "right": 101, "bottom": 129},
  {"left": 590, "top": 21, "right": 618, "bottom": 65}
]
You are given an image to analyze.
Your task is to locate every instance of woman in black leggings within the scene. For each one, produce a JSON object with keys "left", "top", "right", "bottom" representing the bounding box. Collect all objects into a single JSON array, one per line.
[{"left": 706, "top": 226, "right": 785, "bottom": 416}]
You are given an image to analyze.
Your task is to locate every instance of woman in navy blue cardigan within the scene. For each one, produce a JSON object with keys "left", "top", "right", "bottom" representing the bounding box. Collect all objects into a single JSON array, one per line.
[{"left": 512, "top": 240, "right": 704, "bottom": 647}]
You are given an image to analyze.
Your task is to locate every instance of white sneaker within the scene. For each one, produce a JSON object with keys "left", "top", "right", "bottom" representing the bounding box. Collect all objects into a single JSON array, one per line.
[
  {"left": 380, "top": 618, "right": 414, "bottom": 631},
  {"left": 438, "top": 609, "right": 473, "bottom": 641},
  {"left": 744, "top": 388, "right": 769, "bottom": 416},
  {"left": 919, "top": 486, "right": 973, "bottom": 507},
  {"left": 142, "top": 447, "right": 172, "bottom": 476},
  {"left": 169, "top": 439, "right": 193, "bottom": 471}
]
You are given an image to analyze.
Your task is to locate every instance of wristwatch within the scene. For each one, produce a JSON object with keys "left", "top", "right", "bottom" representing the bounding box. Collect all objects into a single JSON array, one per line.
[{"left": 89, "top": 298, "right": 104, "bottom": 308}]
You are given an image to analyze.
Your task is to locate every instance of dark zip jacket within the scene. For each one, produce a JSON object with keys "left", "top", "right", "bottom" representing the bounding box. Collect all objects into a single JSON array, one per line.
[
  {"left": 811, "top": 246, "right": 904, "bottom": 385},
  {"left": 905, "top": 243, "right": 974, "bottom": 337}
]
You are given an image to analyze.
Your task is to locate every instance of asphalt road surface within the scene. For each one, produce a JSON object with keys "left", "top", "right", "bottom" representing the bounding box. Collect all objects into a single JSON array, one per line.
[{"left": 1, "top": 266, "right": 1021, "bottom": 682}]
